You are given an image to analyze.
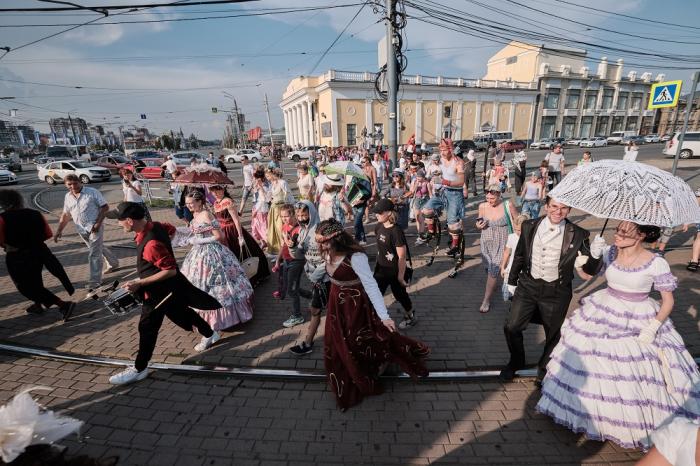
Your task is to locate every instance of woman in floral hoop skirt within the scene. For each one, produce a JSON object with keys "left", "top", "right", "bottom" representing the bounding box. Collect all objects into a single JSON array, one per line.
[
  {"left": 537, "top": 221, "right": 700, "bottom": 450},
  {"left": 315, "top": 219, "right": 429, "bottom": 410}
]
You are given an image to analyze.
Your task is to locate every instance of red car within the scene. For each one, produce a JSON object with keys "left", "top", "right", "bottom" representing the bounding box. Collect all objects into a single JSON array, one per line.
[
  {"left": 134, "top": 158, "right": 166, "bottom": 179},
  {"left": 500, "top": 140, "right": 527, "bottom": 152},
  {"left": 95, "top": 155, "right": 134, "bottom": 174}
]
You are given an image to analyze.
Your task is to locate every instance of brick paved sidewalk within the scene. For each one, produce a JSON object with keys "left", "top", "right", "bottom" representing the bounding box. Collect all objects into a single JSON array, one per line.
[
  {"left": 0, "top": 161, "right": 697, "bottom": 374},
  {"left": 0, "top": 354, "right": 644, "bottom": 465}
]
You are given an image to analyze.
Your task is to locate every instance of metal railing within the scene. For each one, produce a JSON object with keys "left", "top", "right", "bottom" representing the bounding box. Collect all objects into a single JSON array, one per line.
[{"left": 327, "top": 69, "right": 536, "bottom": 90}]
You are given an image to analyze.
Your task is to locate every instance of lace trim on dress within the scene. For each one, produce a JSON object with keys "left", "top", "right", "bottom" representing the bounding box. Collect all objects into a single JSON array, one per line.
[
  {"left": 190, "top": 220, "right": 220, "bottom": 235},
  {"left": 653, "top": 272, "right": 678, "bottom": 292},
  {"left": 608, "top": 245, "right": 657, "bottom": 273}
]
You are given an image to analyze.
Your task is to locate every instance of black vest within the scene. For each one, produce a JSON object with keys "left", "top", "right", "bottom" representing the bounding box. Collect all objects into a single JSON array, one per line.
[{"left": 0, "top": 209, "right": 49, "bottom": 250}]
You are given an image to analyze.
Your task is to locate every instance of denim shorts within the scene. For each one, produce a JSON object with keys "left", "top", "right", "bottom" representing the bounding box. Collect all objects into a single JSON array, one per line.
[
  {"left": 443, "top": 188, "right": 465, "bottom": 225},
  {"left": 423, "top": 196, "right": 444, "bottom": 214}
]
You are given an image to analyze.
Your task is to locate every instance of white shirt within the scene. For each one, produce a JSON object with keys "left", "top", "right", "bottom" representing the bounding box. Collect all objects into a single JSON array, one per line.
[
  {"left": 530, "top": 217, "right": 565, "bottom": 282},
  {"left": 623, "top": 148, "right": 638, "bottom": 161},
  {"left": 466, "top": 149, "right": 476, "bottom": 162},
  {"left": 123, "top": 179, "right": 144, "bottom": 203},
  {"left": 162, "top": 159, "right": 177, "bottom": 174},
  {"left": 63, "top": 186, "right": 107, "bottom": 235},
  {"left": 242, "top": 164, "right": 254, "bottom": 187},
  {"left": 440, "top": 156, "right": 460, "bottom": 183},
  {"left": 545, "top": 152, "right": 565, "bottom": 172}
]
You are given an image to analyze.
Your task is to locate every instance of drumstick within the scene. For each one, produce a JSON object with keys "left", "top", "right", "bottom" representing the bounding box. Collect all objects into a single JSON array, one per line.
[{"left": 154, "top": 292, "right": 173, "bottom": 310}]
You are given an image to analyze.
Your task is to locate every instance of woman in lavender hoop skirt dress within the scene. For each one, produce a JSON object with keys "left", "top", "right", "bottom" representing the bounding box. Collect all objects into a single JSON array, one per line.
[{"left": 537, "top": 221, "right": 700, "bottom": 450}]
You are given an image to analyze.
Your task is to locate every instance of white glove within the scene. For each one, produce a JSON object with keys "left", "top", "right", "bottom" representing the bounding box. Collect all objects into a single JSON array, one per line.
[
  {"left": 507, "top": 285, "right": 516, "bottom": 295},
  {"left": 238, "top": 236, "right": 246, "bottom": 245},
  {"left": 574, "top": 252, "right": 589, "bottom": 269},
  {"left": 189, "top": 235, "right": 218, "bottom": 245},
  {"left": 637, "top": 319, "right": 662, "bottom": 344},
  {"left": 589, "top": 235, "right": 606, "bottom": 259}
]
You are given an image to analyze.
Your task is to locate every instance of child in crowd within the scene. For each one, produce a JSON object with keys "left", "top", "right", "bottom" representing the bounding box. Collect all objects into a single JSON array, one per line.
[
  {"left": 250, "top": 168, "right": 269, "bottom": 249},
  {"left": 272, "top": 205, "right": 304, "bottom": 329}
]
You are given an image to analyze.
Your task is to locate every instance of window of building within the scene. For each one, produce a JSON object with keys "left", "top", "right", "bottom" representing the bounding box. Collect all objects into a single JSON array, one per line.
[
  {"left": 443, "top": 128, "right": 452, "bottom": 139},
  {"left": 602, "top": 88, "right": 615, "bottom": 109},
  {"left": 541, "top": 116, "right": 557, "bottom": 139},
  {"left": 626, "top": 117, "right": 638, "bottom": 131},
  {"left": 443, "top": 105, "right": 452, "bottom": 118},
  {"left": 562, "top": 116, "right": 576, "bottom": 139},
  {"left": 346, "top": 124, "right": 357, "bottom": 145},
  {"left": 595, "top": 116, "right": 610, "bottom": 136},
  {"left": 612, "top": 116, "right": 625, "bottom": 132},
  {"left": 579, "top": 116, "right": 593, "bottom": 138},
  {"left": 544, "top": 89, "right": 560, "bottom": 109},
  {"left": 565, "top": 89, "right": 580, "bottom": 109},
  {"left": 630, "top": 93, "right": 643, "bottom": 110},
  {"left": 506, "top": 56, "right": 518, "bottom": 65},
  {"left": 616, "top": 92, "right": 629, "bottom": 110},
  {"left": 584, "top": 91, "right": 597, "bottom": 110}
]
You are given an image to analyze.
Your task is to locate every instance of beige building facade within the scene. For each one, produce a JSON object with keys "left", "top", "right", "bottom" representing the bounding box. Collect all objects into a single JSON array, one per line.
[
  {"left": 280, "top": 70, "right": 538, "bottom": 148},
  {"left": 485, "top": 41, "right": 663, "bottom": 139}
]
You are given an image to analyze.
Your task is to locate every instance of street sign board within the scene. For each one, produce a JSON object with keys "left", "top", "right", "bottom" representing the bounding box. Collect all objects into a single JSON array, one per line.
[{"left": 648, "top": 80, "right": 682, "bottom": 109}]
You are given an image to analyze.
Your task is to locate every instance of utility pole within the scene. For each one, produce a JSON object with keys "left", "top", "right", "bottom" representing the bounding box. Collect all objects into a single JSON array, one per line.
[
  {"left": 386, "top": 0, "right": 398, "bottom": 167},
  {"left": 672, "top": 71, "right": 699, "bottom": 176},
  {"left": 264, "top": 93, "right": 275, "bottom": 149}
]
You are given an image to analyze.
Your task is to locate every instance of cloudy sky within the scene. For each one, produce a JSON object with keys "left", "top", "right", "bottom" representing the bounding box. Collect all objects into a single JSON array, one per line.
[{"left": 1, "top": 0, "right": 699, "bottom": 139}]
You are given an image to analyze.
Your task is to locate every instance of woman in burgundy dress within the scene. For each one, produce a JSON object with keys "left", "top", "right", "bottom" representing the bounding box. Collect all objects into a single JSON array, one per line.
[
  {"left": 315, "top": 219, "right": 429, "bottom": 410},
  {"left": 209, "top": 185, "right": 270, "bottom": 287}
]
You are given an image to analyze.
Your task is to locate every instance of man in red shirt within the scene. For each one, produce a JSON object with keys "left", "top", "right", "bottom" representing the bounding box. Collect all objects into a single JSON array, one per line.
[{"left": 106, "top": 202, "right": 221, "bottom": 385}]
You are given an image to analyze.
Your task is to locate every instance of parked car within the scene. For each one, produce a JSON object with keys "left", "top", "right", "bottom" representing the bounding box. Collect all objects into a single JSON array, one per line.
[
  {"left": 663, "top": 131, "right": 700, "bottom": 159},
  {"left": 643, "top": 134, "right": 661, "bottom": 143},
  {"left": 0, "top": 157, "right": 22, "bottom": 172},
  {"left": 622, "top": 135, "right": 645, "bottom": 145},
  {"left": 660, "top": 134, "right": 672, "bottom": 142},
  {"left": 529, "top": 138, "right": 558, "bottom": 150},
  {"left": 607, "top": 131, "right": 637, "bottom": 145},
  {"left": 500, "top": 140, "right": 527, "bottom": 152},
  {"left": 288, "top": 145, "right": 322, "bottom": 162},
  {"left": 134, "top": 158, "right": 166, "bottom": 179},
  {"left": 37, "top": 160, "right": 111, "bottom": 185},
  {"left": 95, "top": 155, "right": 134, "bottom": 174},
  {"left": 0, "top": 169, "right": 18, "bottom": 185},
  {"left": 452, "top": 140, "right": 477, "bottom": 157},
  {"left": 170, "top": 151, "right": 204, "bottom": 167},
  {"left": 580, "top": 137, "right": 608, "bottom": 148},
  {"left": 223, "top": 148, "right": 263, "bottom": 163},
  {"left": 128, "top": 149, "right": 161, "bottom": 160},
  {"left": 33, "top": 155, "right": 73, "bottom": 165},
  {"left": 566, "top": 138, "right": 583, "bottom": 146}
]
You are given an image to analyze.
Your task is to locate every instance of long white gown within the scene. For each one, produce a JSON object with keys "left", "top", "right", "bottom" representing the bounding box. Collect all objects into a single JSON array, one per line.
[{"left": 536, "top": 246, "right": 700, "bottom": 449}]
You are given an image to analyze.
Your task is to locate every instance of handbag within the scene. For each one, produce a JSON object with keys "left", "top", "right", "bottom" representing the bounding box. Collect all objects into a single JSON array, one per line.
[{"left": 239, "top": 241, "right": 259, "bottom": 280}]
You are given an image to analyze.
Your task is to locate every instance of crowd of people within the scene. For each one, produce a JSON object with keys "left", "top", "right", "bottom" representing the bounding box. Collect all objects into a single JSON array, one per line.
[{"left": 1, "top": 137, "right": 699, "bottom": 460}]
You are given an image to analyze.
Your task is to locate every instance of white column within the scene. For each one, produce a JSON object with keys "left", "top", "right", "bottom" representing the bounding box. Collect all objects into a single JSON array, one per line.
[
  {"left": 306, "top": 100, "right": 314, "bottom": 145},
  {"left": 284, "top": 110, "right": 292, "bottom": 146},
  {"left": 455, "top": 100, "right": 463, "bottom": 140},
  {"left": 365, "top": 99, "right": 372, "bottom": 134},
  {"left": 474, "top": 101, "right": 482, "bottom": 133},
  {"left": 436, "top": 100, "right": 443, "bottom": 140},
  {"left": 288, "top": 108, "right": 296, "bottom": 147},
  {"left": 492, "top": 101, "right": 499, "bottom": 130},
  {"left": 296, "top": 105, "right": 304, "bottom": 147},
  {"left": 415, "top": 99, "right": 423, "bottom": 144},
  {"left": 292, "top": 106, "right": 301, "bottom": 147},
  {"left": 301, "top": 103, "right": 310, "bottom": 146},
  {"left": 509, "top": 102, "right": 517, "bottom": 132}
]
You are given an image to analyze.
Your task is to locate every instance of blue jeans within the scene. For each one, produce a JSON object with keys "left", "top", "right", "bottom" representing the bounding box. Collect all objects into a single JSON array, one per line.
[
  {"left": 521, "top": 199, "right": 540, "bottom": 220},
  {"left": 353, "top": 204, "right": 367, "bottom": 242},
  {"left": 443, "top": 188, "right": 464, "bottom": 226}
]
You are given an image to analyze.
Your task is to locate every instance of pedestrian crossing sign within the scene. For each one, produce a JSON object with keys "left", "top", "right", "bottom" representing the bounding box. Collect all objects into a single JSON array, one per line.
[{"left": 648, "top": 80, "right": 682, "bottom": 109}]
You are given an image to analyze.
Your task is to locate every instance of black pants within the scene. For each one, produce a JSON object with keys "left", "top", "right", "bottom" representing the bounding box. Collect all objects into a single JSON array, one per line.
[
  {"left": 550, "top": 171, "right": 562, "bottom": 188},
  {"left": 512, "top": 161, "right": 526, "bottom": 194},
  {"left": 464, "top": 160, "right": 478, "bottom": 195},
  {"left": 39, "top": 245, "right": 74, "bottom": 295},
  {"left": 503, "top": 275, "right": 572, "bottom": 377},
  {"left": 6, "top": 247, "right": 64, "bottom": 308},
  {"left": 135, "top": 298, "right": 213, "bottom": 371},
  {"left": 374, "top": 266, "right": 412, "bottom": 313}
]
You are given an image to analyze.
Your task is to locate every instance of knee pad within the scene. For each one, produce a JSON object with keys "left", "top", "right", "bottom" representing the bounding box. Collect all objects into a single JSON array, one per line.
[{"left": 448, "top": 228, "right": 463, "bottom": 247}]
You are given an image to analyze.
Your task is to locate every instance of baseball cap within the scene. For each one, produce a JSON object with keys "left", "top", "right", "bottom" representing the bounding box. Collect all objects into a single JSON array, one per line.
[
  {"left": 371, "top": 198, "right": 395, "bottom": 214},
  {"left": 105, "top": 202, "right": 146, "bottom": 220}
]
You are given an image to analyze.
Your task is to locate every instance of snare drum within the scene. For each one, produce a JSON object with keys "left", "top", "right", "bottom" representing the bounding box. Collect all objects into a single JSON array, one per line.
[{"left": 103, "top": 288, "right": 140, "bottom": 315}]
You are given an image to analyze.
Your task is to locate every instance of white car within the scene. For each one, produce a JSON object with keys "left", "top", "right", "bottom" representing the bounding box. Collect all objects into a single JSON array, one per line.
[
  {"left": 566, "top": 138, "right": 583, "bottom": 146},
  {"left": 170, "top": 151, "right": 204, "bottom": 167},
  {"left": 0, "top": 169, "right": 18, "bottom": 185},
  {"left": 224, "top": 148, "right": 262, "bottom": 163},
  {"left": 288, "top": 145, "right": 322, "bottom": 162},
  {"left": 663, "top": 131, "right": 700, "bottom": 159},
  {"left": 529, "top": 139, "right": 556, "bottom": 150},
  {"left": 644, "top": 134, "right": 661, "bottom": 143},
  {"left": 38, "top": 160, "right": 111, "bottom": 185},
  {"left": 580, "top": 137, "right": 608, "bottom": 148}
]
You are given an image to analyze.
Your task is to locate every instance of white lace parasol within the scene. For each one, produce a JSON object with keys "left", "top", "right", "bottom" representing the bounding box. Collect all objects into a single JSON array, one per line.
[{"left": 548, "top": 159, "right": 700, "bottom": 227}]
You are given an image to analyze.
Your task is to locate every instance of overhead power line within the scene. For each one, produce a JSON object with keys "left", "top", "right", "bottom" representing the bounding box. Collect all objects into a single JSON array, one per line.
[
  {"left": 308, "top": 1, "right": 368, "bottom": 75},
  {"left": 0, "top": 1, "right": 259, "bottom": 13}
]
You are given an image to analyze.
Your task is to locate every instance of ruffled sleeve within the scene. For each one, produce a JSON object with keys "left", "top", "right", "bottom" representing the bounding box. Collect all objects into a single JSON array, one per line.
[{"left": 652, "top": 257, "right": 678, "bottom": 292}]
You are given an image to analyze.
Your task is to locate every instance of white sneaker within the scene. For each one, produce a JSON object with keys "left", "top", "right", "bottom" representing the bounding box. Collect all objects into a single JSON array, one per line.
[
  {"left": 103, "top": 263, "right": 118, "bottom": 274},
  {"left": 109, "top": 367, "right": 149, "bottom": 385},
  {"left": 194, "top": 330, "right": 220, "bottom": 352}
]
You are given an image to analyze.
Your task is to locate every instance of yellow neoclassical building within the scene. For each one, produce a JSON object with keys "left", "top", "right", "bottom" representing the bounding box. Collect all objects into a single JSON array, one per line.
[{"left": 280, "top": 70, "right": 538, "bottom": 148}]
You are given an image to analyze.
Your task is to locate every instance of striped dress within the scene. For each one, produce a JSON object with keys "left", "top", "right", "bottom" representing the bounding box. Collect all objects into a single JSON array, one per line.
[
  {"left": 536, "top": 247, "right": 700, "bottom": 449},
  {"left": 480, "top": 215, "right": 508, "bottom": 278}
]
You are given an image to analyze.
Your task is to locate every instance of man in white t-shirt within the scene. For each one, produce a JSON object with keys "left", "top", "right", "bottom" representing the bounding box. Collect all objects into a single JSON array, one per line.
[
  {"left": 238, "top": 156, "right": 255, "bottom": 216},
  {"left": 544, "top": 145, "right": 565, "bottom": 187},
  {"left": 161, "top": 155, "right": 177, "bottom": 180}
]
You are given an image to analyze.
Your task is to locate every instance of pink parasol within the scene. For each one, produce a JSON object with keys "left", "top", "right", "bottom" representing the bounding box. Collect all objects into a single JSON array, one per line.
[{"left": 173, "top": 163, "right": 234, "bottom": 186}]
